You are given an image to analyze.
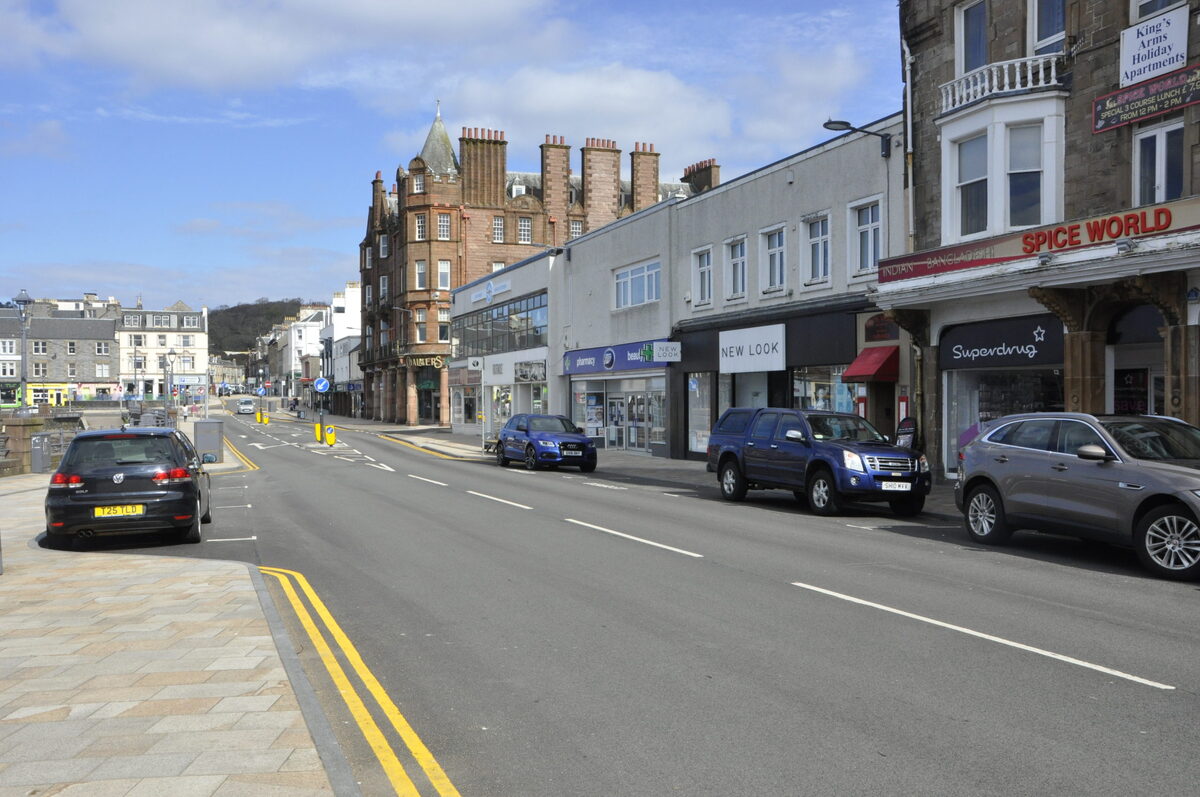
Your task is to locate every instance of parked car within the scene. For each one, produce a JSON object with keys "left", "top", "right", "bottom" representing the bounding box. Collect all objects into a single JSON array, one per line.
[
  {"left": 236, "top": 397, "right": 256, "bottom": 414},
  {"left": 956, "top": 412, "right": 1200, "bottom": 580},
  {"left": 495, "top": 414, "right": 598, "bottom": 472},
  {"left": 44, "top": 427, "right": 215, "bottom": 548},
  {"left": 707, "top": 407, "right": 931, "bottom": 516}
]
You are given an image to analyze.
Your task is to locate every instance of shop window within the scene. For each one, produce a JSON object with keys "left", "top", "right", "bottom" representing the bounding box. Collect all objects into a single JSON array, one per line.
[
  {"left": 726, "top": 238, "right": 747, "bottom": 299},
  {"left": 694, "top": 248, "right": 712, "bottom": 306},
  {"left": 957, "top": 0, "right": 988, "bottom": 74},
  {"left": 1009, "top": 124, "right": 1042, "bottom": 226},
  {"left": 807, "top": 217, "right": 829, "bottom": 281},
  {"left": 1134, "top": 118, "right": 1183, "bottom": 205},
  {"left": 1032, "top": 0, "right": 1065, "bottom": 54}
]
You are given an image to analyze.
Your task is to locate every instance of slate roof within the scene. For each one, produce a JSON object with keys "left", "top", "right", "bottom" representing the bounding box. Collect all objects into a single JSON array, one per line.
[{"left": 418, "top": 111, "right": 460, "bottom": 176}]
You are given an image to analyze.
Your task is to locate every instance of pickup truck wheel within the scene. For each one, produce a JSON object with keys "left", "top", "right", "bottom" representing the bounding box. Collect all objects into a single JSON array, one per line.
[
  {"left": 807, "top": 469, "right": 842, "bottom": 516},
  {"left": 889, "top": 495, "right": 925, "bottom": 517},
  {"left": 719, "top": 461, "right": 748, "bottom": 501}
]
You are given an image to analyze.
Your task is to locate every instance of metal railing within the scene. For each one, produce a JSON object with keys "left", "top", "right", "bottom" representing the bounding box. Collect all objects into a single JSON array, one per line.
[{"left": 939, "top": 54, "right": 1063, "bottom": 114}]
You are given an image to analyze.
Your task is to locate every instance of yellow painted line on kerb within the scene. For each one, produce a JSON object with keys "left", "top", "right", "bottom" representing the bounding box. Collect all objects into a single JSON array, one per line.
[
  {"left": 260, "top": 567, "right": 461, "bottom": 797},
  {"left": 376, "top": 434, "right": 473, "bottom": 461},
  {"left": 219, "top": 437, "right": 259, "bottom": 472}
]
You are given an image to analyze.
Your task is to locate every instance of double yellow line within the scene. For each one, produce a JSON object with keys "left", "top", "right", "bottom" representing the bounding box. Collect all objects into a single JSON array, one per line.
[{"left": 259, "top": 567, "right": 461, "bottom": 797}]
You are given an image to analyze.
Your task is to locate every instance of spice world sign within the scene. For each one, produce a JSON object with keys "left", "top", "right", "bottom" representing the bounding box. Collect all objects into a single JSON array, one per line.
[{"left": 878, "top": 196, "right": 1200, "bottom": 284}]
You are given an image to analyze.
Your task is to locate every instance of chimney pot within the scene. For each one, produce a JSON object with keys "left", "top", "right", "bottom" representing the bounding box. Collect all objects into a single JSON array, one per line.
[
  {"left": 500, "top": 130, "right": 505, "bottom": 140},
  {"left": 375, "top": 170, "right": 381, "bottom": 179}
]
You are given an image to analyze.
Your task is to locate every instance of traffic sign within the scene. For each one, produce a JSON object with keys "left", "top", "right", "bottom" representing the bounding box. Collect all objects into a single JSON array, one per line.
[
  {"left": 220, "top": 381, "right": 229, "bottom": 389},
  {"left": 264, "top": 381, "right": 273, "bottom": 388},
  {"left": 256, "top": 387, "right": 266, "bottom": 396},
  {"left": 314, "top": 377, "right": 330, "bottom": 393}
]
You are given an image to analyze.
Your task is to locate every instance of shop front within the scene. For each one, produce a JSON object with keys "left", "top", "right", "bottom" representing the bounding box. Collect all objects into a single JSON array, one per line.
[
  {"left": 564, "top": 340, "right": 673, "bottom": 455},
  {"left": 672, "top": 305, "right": 864, "bottom": 460},
  {"left": 939, "top": 313, "right": 1065, "bottom": 476},
  {"left": 451, "top": 349, "right": 549, "bottom": 440}
]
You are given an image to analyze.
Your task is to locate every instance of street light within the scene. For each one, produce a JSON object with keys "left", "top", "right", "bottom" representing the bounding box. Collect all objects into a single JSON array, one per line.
[
  {"left": 165, "top": 348, "right": 177, "bottom": 425},
  {"left": 12, "top": 289, "right": 32, "bottom": 411},
  {"left": 823, "top": 119, "right": 892, "bottom": 158}
]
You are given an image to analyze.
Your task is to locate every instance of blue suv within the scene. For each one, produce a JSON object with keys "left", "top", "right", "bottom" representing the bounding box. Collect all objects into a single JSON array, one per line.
[{"left": 495, "top": 414, "right": 598, "bottom": 472}]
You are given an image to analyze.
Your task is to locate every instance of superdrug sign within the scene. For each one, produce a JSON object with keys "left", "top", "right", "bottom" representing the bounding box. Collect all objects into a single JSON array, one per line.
[{"left": 938, "top": 314, "right": 1064, "bottom": 370}]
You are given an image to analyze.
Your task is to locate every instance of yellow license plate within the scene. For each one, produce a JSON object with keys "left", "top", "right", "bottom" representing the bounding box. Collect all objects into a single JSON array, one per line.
[{"left": 94, "top": 504, "right": 144, "bottom": 518}]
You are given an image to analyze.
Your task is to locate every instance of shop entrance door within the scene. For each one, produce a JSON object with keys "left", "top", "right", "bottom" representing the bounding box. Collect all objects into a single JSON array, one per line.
[
  {"left": 626, "top": 393, "right": 647, "bottom": 451},
  {"left": 606, "top": 396, "right": 625, "bottom": 448}
]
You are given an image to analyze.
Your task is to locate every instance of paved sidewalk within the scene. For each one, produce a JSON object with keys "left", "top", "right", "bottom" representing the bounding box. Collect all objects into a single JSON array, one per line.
[{"left": 0, "top": 416, "right": 351, "bottom": 797}]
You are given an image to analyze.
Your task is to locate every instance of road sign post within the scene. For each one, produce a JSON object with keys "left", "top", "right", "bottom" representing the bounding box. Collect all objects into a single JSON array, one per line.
[{"left": 313, "top": 378, "right": 330, "bottom": 445}]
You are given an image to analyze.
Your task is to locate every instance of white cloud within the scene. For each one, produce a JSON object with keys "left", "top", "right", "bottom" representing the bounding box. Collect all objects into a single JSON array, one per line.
[{"left": 0, "top": 119, "right": 71, "bottom": 157}]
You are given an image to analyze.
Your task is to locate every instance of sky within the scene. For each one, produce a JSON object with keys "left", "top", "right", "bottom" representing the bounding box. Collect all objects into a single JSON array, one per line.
[{"left": 0, "top": 0, "right": 903, "bottom": 312}]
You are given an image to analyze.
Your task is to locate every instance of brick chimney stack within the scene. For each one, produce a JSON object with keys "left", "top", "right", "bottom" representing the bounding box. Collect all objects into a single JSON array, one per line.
[
  {"left": 370, "top": 170, "right": 385, "bottom": 227},
  {"left": 582, "top": 137, "right": 621, "bottom": 230},
  {"left": 630, "top": 141, "right": 660, "bottom": 212},
  {"left": 460, "top": 127, "right": 508, "bottom": 207},
  {"left": 682, "top": 158, "right": 720, "bottom": 194},
  {"left": 541, "top": 134, "right": 571, "bottom": 233}
]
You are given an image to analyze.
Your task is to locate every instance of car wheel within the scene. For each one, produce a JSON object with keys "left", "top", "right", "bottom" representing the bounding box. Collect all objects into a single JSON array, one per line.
[
  {"left": 181, "top": 498, "right": 202, "bottom": 544},
  {"left": 719, "top": 461, "right": 748, "bottom": 501},
  {"left": 807, "top": 468, "right": 842, "bottom": 516},
  {"left": 1135, "top": 504, "right": 1200, "bottom": 580},
  {"left": 524, "top": 446, "right": 539, "bottom": 470},
  {"left": 889, "top": 495, "right": 925, "bottom": 517},
  {"left": 579, "top": 461, "right": 596, "bottom": 473},
  {"left": 964, "top": 484, "right": 1012, "bottom": 544},
  {"left": 200, "top": 495, "right": 212, "bottom": 524},
  {"left": 495, "top": 445, "right": 508, "bottom": 467}
]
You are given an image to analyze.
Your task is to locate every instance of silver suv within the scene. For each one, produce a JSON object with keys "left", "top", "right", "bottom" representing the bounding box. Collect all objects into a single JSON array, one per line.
[{"left": 955, "top": 412, "right": 1200, "bottom": 580}]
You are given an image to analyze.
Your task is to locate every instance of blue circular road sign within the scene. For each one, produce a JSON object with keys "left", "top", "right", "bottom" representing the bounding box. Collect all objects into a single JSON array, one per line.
[
  {"left": 256, "top": 387, "right": 266, "bottom": 396},
  {"left": 314, "top": 377, "right": 330, "bottom": 393}
]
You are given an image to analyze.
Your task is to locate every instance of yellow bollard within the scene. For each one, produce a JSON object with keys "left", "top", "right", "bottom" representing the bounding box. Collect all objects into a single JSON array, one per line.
[
  {"left": 255, "top": 410, "right": 261, "bottom": 423},
  {"left": 324, "top": 426, "right": 336, "bottom": 446},
  {"left": 263, "top": 414, "right": 270, "bottom": 426},
  {"left": 314, "top": 422, "right": 323, "bottom": 443}
]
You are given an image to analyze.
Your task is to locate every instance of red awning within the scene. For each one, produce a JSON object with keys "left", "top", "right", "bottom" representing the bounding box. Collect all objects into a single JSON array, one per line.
[{"left": 841, "top": 345, "right": 899, "bottom": 382}]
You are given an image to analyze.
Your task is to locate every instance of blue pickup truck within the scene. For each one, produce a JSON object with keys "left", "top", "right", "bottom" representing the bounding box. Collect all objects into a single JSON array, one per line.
[{"left": 706, "top": 407, "right": 931, "bottom": 516}]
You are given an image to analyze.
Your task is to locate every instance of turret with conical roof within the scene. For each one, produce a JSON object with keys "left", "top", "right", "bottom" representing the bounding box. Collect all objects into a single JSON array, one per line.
[{"left": 415, "top": 106, "right": 459, "bottom": 177}]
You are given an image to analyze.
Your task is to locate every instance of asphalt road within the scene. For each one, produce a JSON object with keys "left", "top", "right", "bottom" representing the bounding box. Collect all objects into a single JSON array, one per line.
[{"left": 92, "top": 410, "right": 1200, "bottom": 796}]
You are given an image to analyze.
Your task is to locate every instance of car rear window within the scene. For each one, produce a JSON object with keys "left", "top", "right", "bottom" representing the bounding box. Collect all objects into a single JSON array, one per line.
[
  {"left": 65, "top": 436, "right": 178, "bottom": 467},
  {"left": 715, "top": 410, "right": 754, "bottom": 434}
]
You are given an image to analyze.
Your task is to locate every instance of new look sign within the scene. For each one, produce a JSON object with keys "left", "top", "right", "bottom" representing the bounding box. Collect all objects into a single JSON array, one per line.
[{"left": 719, "top": 324, "right": 785, "bottom": 374}]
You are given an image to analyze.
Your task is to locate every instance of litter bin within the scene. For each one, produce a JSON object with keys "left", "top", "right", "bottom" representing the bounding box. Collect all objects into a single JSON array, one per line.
[
  {"left": 297, "top": 410, "right": 305, "bottom": 419},
  {"left": 192, "top": 419, "right": 224, "bottom": 464},
  {"left": 30, "top": 432, "right": 52, "bottom": 473}
]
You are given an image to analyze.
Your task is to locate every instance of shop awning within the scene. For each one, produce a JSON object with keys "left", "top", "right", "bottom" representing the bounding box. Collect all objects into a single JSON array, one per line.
[{"left": 841, "top": 345, "right": 899, "bottom": 382}]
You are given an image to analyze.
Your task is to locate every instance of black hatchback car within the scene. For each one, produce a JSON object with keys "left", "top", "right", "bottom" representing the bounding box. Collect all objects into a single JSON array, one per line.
[{"left": 44, "top": 427, "right": 215, "bottom": 547}]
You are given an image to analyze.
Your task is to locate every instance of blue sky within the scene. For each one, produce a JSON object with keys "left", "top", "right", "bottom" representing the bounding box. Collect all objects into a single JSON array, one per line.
[{"left": 0, "top": 0, "right": 902, "bottom": 311}]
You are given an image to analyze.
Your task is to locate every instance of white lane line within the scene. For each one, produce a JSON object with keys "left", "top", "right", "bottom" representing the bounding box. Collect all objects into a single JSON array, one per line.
[
  {"left": 583, "top": 482, "right": 627, "bottom": 490},
  {"left": 790, "top": 581, "right": 1174, "bottom": 691},
  {"left": 212, "top": 486, "right": 249, "bottom": 491},
  {"left": 846, "top": 524, "right": 878, "bottom": 531},
  {"left": 565, "top": 518, "right": 704, "bottom": 559},
  {"left": 334, "top": 456, "right": 356, "bottom": 462},
  {"left": 367, "top": 463, "right": 395, "bottom": 472},
  {"left": 214, "top": 504, "right": 252, "bottom": 510},
  {"left": 206, "top": 536, "right": 258, "bottom": 542},
  {"left": 409, "top": 475, "right": 448, "bottom": 486},
  {"left": 466, "top": 491, "right": 531, "bottom": 510}
]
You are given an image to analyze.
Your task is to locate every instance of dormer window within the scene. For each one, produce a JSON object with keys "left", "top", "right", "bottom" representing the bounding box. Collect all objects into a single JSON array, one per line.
[{"left": 511, "top": 183, "right": 526, "bottom": 198}]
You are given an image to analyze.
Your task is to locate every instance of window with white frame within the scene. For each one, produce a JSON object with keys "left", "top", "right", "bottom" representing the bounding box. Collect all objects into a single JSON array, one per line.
[
  {"left": 727, "top": 238, "right": 747, "bottom": 298},
  {"left": 157, "top": 334, "right": 167, "bottom": 346},
  {"left": 365, "top": 284, "right": 373, "bottom": 306},
  {"left": 439, "top": 309, "right": 450, "bottom": 342},
  {"left": 492, "top": 261, "right": 505, "bottom": 272},
  {"left": 958, "top": 133, "right": 988, "bottom": 235},
  {"left": 518, "top": 217, "right": 532, "bottom": 244},
  {"left": 95, "top": 363, "right": 109, "bottom": 378},
  {"left": 178, "top": 335, "right": 193, "bottom": 347},
  {"left": 67, "top": 363, "right": 76, "bottom": 378},
  {"left": 181, "top": 356, "right": 193, "bottom": 370},
  {"left": 614, "top": 261, "right": 661, "bottom": 309},
  {"left": 379, "top": 234, "right": 389, "bottom": 258},
  {"left": 0, "top": 340, "right": 14, "bottom": 354},
  {"left": 415, "top": 260, "right": 427, "bottom": 290},
  {"left": 153, "top": 314, "right": 171, "bottom": 327},
  {"left": 438, "top": 260, "right": 451, "bottom": 290},
  {"left": 853, "top": 202, "right": 882, "bottom": 272},
  {"left": 96, "top": 341, "right": 110, "bottom": 355},
  {"left": 183, "top": 315, "right": 199, "bottom": 328},
  {"left": 33, "top": 341, "right": 47, "bottom": 354},
  {"left": 569, "top": 219, "right": 583, "bottom": 239},
  {"left": 437, "top": 213, "right": 451, "bottom": 240},
  {"left": 694, "top": 249, "right": 712, "bottom": 306},
  {"left": 512, "top": 183, "right": 526, "bottom": 197},
  {"left": 1134, "top": 117, "right": 1183, "bottom": 205},
  {"left": 364, "top": 247, "right": 372, "bottom": 270},
  {"left": 33, "top": 362, "right": 47, "bottom": 377},
  {"left": 1009, "top": 124, "right": 1042, "bottom": 226},
  {"left": 493, "top": 216, "right": 504, "bottom": 243},
  {"left": 129, "top": 334, "right": 144, "bottom": 347},
  {"left": 957, "top": 0, "right": 988, "bottom": 74},
  {"left": 413, "top": 173, "right": 425, "bottom": 193},
  {"left": 379, "top": 275, "right": 389, "bottom": 302},
  {"left": 67, "top": 341, "right": 76, "bottom": 354},
  {"left": 762, "top": 228, "right": 786, "bottom": 291},
  {"left": 1032, "top": 0, "right": 1065, "bottom": 54},
  {"left": 0, "top": 362, "right": 14, "bottom": 377},
  {"left": 415, "top": 309, "right": 427, "bottom": 343},
  {"left": 807, "top": 217, "right": 830, "bottom": 281},
  {"left": 1133, "top": 0, "right": 1182, "bottom": 21},
  {"left": 124, "top": 314, "right": 141, "bottom": 327},
  {"left": 415, "top": 214, "right": 427, "bottom": 241}
]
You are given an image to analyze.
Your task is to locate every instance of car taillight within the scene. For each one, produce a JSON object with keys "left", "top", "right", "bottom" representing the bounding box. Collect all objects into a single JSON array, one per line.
[
  {"left": 49, "top": 473, "right": 83, "bottom": 488},
  {"left": 152, "top": 467, "right": 190, "bottom": 485}
]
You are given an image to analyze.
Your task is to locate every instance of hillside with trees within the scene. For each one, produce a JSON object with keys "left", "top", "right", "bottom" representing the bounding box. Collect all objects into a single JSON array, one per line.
[{"left": 208, "top": 298, "right": 303, "bottom": 353}]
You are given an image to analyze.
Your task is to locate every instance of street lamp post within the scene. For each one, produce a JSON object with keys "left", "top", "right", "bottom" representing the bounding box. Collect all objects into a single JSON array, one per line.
[
  {"left": 822, "top": 118, "right": 893, "bottom": 158},
  {"left": 165, "top": 348, "right": 177, "bottom": 427},
  {"left": 12, "top": 289, "right": 32, "bottom": 411}
]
